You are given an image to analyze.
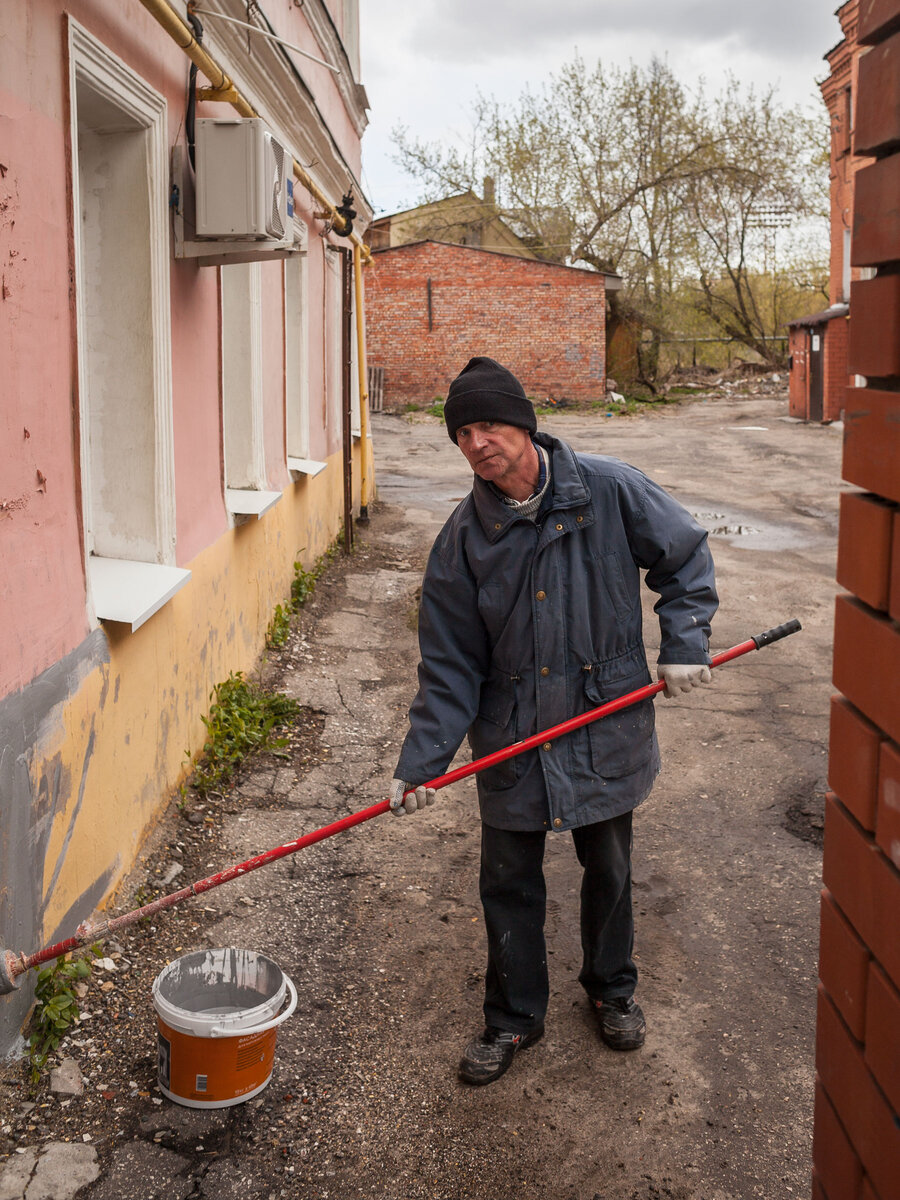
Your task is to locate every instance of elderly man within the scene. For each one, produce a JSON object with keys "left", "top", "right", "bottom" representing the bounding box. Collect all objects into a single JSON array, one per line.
[{"left": 390, "top": 356, "right": 717, "bottom": 1086}]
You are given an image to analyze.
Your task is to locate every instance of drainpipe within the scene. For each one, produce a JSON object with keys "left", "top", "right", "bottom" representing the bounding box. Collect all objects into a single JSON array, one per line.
[
  {"left": 341, "top": 249, "right": 354, "bottom": 553},
  {"left": 135, "top": 0, "right": 371, "bottom": 262},
  {"left": 353, "top": 243, "right": 371, "bottom": 522}
]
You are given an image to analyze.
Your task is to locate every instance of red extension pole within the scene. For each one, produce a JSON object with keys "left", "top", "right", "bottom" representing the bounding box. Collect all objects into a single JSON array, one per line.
[{"left": 0, "top": 620, "right": 800, "bottom": 993}]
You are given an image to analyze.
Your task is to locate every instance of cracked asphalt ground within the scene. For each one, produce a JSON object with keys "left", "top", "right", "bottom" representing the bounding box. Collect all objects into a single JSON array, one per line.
[{"left": 0, "top": 391, "right": 841, "bottom": 1199}]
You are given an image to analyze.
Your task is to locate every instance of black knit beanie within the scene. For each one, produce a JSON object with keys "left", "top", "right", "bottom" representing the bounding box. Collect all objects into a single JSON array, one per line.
[{"left": 443, "top": 357, "right": 536, "bottom": 444}]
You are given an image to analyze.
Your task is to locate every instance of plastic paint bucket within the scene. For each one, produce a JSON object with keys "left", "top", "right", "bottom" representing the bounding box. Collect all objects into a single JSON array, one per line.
[{"left": 151, "top": 948, "right": 297, "bottom": 1109}]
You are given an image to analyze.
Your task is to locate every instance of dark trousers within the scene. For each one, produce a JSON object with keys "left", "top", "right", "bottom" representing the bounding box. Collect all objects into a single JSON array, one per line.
[{"left": 479, "top": 811, "right": 637, "bottom": 1033}]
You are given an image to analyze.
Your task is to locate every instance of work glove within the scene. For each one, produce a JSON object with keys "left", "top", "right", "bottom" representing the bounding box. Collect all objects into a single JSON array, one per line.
[
  {"left": 389, "top": 778, "right": 436, "bottom": 816},
  {"left": 656, "top": 663, "right": 712, "bottom": 699}
]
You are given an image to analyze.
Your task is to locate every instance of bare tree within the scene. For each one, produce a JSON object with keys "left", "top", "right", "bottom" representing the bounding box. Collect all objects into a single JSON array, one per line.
[
  {"left": 682, "top": 82, "right": 827, "bottom": 364},
  {"left": 393, "top": 57, "right": 827, "bottom": 383}
]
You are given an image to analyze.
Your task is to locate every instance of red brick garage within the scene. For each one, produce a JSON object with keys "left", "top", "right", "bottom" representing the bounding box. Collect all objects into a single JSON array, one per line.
[
  {"left": 788, "top": 305, "right": 849, "bottom": 423},
  {"left": 365, "top": 240, "right": 618, "bottom": 408}
]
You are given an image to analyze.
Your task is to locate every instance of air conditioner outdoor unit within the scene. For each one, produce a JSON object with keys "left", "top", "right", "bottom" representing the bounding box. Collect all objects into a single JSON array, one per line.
[{"left": 195, "top": 118, "right": 291, "bottom": 240}]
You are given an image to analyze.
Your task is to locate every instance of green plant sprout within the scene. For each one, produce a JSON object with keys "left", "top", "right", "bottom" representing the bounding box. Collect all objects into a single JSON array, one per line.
[{"left": 27, "top": 947, "right": 102, "bottom": 1082}]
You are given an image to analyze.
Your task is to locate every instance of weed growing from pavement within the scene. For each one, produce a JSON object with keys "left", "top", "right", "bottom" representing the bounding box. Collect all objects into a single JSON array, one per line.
[
  {"left": 588, "top": 392, "right": 683, "bottom": 416},
  {"left": 131, "top": 883, "right": 154, "bottom": 924},
  {"left": 266, "top": 602, "right": 292, "bottom": 648},
  {"left": 192, "top": 673, "right": 300, "bottom": 796},
  {"left": 27, "top": 948, "right": 101, "bottom": 1082},
  {"left": 291, "top": 533, "right": 343, "bottom": 610},
  {"left": 190, "top": 533, "right": 344, "bottom": 795},
  {"left": 401, "top": 401, "right": 445, "bottom": 423}
]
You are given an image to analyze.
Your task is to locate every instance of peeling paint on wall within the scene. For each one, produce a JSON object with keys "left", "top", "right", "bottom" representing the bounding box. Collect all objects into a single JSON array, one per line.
[
  {"left": 0, "top": 630, "right": 108, "bottom": 1051},
  {"left": 0, "top": 458, "right": 358, "bottom": 1056}
]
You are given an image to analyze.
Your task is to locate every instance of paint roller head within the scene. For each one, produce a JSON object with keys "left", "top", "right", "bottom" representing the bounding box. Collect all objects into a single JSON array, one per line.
[{"left": 0, "top": 950, "right": 23, "bottom": 995}]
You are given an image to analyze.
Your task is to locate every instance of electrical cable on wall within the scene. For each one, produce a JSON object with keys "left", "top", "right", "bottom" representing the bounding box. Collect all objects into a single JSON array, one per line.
[{"left": 185, "top": 7, "right": 204, "bottom": 170}]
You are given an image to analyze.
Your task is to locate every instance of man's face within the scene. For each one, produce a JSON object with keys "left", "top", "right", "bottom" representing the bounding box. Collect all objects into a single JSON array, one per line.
[{"left": 455, "top": 421, "right": 533, "bottom": 491}]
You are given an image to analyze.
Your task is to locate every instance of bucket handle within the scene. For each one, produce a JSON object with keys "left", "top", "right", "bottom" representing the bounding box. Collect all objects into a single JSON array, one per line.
[{"left": 209, "top": 972, "right": 297, "bottom": 1038}]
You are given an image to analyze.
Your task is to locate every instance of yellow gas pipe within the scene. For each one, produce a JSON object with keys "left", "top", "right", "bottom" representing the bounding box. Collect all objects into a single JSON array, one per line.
[
  {"left": 136, "top": 0, "right": 372, "bottom": 263},
  {"left": 353, "top": 243, "right": 372, "bottom": 517}
]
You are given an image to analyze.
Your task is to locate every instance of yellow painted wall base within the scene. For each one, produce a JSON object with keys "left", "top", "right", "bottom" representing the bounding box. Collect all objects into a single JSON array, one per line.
[{"left": 6, "top": 445, "right": 367, "bottom": 964}]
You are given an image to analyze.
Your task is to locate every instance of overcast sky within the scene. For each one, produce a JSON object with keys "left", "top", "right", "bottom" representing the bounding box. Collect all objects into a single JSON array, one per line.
[{"left": 359, "top": 0, "right": 842, "bottom": 216}]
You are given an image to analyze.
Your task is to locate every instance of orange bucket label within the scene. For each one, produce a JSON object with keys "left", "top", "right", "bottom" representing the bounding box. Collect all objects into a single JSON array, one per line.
[{"left": 157, "top": 1017, "right": 277, "bottom": 1104}]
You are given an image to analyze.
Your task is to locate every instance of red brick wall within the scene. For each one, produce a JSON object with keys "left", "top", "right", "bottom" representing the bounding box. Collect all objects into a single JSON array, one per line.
[
  {"left": 815, "top": 3, "right": 900, "bottom": 1197},
  {"left": 821, "top": 1, "right": 872, "bottom": 307},
  {"left": 823, "top": 317, "right": 850, "bottom": 423},
  {"left": 365, "top": 241, "right": 607, "bottom": 407}
]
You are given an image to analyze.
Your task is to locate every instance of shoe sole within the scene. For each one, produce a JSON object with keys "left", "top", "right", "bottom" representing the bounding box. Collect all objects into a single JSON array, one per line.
[{"left": 458, "top": 1028, "right": 544, "bottom": 1086}]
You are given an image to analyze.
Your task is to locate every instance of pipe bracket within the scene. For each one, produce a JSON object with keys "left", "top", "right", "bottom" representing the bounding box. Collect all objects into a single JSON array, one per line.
[{"left": 197, "top": 86, "right": 241, "bottom": 104}]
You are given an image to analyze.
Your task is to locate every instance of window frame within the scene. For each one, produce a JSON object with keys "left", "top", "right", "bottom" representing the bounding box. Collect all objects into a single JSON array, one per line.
[{"left": 68, "top": 19, "right": 187, "bottom": 630}]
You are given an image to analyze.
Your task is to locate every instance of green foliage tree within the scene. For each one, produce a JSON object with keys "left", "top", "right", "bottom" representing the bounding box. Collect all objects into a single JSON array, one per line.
[{"left": 393, "top": 56, "right": 828, "bottom": 384}]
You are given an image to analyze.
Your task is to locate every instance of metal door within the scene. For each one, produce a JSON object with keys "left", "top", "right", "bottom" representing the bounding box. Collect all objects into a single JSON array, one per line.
[{"left": 808, "top": 325, "right": 824, "bottom": 422}]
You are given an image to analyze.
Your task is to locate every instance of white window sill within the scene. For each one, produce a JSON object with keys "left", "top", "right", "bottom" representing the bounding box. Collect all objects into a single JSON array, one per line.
[
  {"left": 287, "top": 457, "right": 327, "bottom": 478},
  {"left": 88, "top": 556, "right": 191, "bottom": 632},
  {"left": 225, "top": 488, "right": 282, "bottom": 518}
]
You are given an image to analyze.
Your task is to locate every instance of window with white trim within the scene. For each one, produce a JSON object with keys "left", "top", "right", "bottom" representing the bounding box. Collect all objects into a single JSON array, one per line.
[
  {"left": 221, "top": 262, "right": 281, "bottom": 518},
  {"left": 69, "top": 20, "right": 189, "bottom": 631},
  {"left": 285, "top": 219, "right": 324, "bottom": 475},
  {"left": 324, "top": 246, "right": 343, "bottom": 432}
]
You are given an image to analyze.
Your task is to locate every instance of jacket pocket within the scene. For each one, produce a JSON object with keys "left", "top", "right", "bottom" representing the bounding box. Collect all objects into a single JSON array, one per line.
[
  {"left": 584, "top": 663, "right": 654, "bottom": 779},
  {"left": 590, "top": 551, "right": 636, "bottom": 619},
  {"left": 468, "top": 673, "right": 518, "bottom": 790}
]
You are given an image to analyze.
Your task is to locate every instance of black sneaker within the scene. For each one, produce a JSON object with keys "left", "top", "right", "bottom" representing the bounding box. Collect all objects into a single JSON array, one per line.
[
  {"left": 592, "top": 996, "right": 646, "bottom": 1050},
  {"left": 458, "top": 1026, "right": 544, "bottom": 1086}
]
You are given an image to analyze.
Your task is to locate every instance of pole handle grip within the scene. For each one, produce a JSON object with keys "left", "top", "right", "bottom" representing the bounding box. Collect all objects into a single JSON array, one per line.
[{"left": 752, "top": 619, "right": 802, "bottom": 648}]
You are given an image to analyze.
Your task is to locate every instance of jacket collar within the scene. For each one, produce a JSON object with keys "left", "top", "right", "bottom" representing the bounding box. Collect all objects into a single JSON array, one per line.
[{"left": 471, "top": 432, "right": 591, "bottom": 541}]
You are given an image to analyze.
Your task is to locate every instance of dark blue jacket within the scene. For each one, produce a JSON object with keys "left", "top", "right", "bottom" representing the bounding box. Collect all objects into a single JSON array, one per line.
[{"left": 395, "top": 432, "right": 718, "bottom": 831}]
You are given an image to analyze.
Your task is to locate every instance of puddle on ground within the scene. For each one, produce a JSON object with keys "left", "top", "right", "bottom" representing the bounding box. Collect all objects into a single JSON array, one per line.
[
  {"left": 691, "top": 511, "right": 760, "bottom": 537},
  {"left": 377, "top": 477, "right": 813, "bottom": 551},
  {"left": 689, "top": 508, "right": 808, "bottom": 550}
]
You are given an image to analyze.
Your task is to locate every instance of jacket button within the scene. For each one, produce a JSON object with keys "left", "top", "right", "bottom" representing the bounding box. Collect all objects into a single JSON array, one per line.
[
  {"left": 540, "top": 666, "right": 550, "bottom": 676},
  {"left": 556, "top": 523, "right": 563, "bottom": 531},
  {"left": 542, "top": 742, "right": 552, "bottom": 751},
  {"left": 553, "top": 818, "right": 563, "bottom": 828},
  {"left": 576, "top": 515, "right": 584, "bottom": 523},
  {"left": 536, "top": 590, "right": 546, "bottom": 601},
  {"left": 494, "top": 523, "right": 501, "bottom": 530}
]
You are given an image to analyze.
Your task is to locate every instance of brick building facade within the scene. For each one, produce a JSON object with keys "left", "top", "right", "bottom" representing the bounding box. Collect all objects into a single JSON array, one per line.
[
  {"left": 788, "top": 0, "right": 870, "bottom": 423},
  {"left": 0, "top": 0, "right": 371, "bottom": 1052},
  {"left": 814, "top": 0, "right": 900, "bottom": 1196},
  {"left": 365, "top": 240, "right": 618, "bottom": 408}
]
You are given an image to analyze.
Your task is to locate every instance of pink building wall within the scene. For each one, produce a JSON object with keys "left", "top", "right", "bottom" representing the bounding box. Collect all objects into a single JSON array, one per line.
[
  {"left": 0, "top": 0, "right": 372, "bottom": 1052},
  {"left": 1, "top": 0, "right": 366, "bottom": 693}
]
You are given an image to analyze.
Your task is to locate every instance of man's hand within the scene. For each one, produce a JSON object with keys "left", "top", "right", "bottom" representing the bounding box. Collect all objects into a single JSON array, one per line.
[
  {"left": 656, "top": 663, "right": 712, "bottom": 699},
  {"left": 389, "top": 778, "right": 437, "bottom": 816}
]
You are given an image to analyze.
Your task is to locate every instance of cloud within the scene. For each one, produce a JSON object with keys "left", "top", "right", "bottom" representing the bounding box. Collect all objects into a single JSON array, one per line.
[
  {"left": 403, "top": 0, "right": 836, "bottom": 66},
  {"left": 359, "top": 0, "right": 836, "bottom": 213}
]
